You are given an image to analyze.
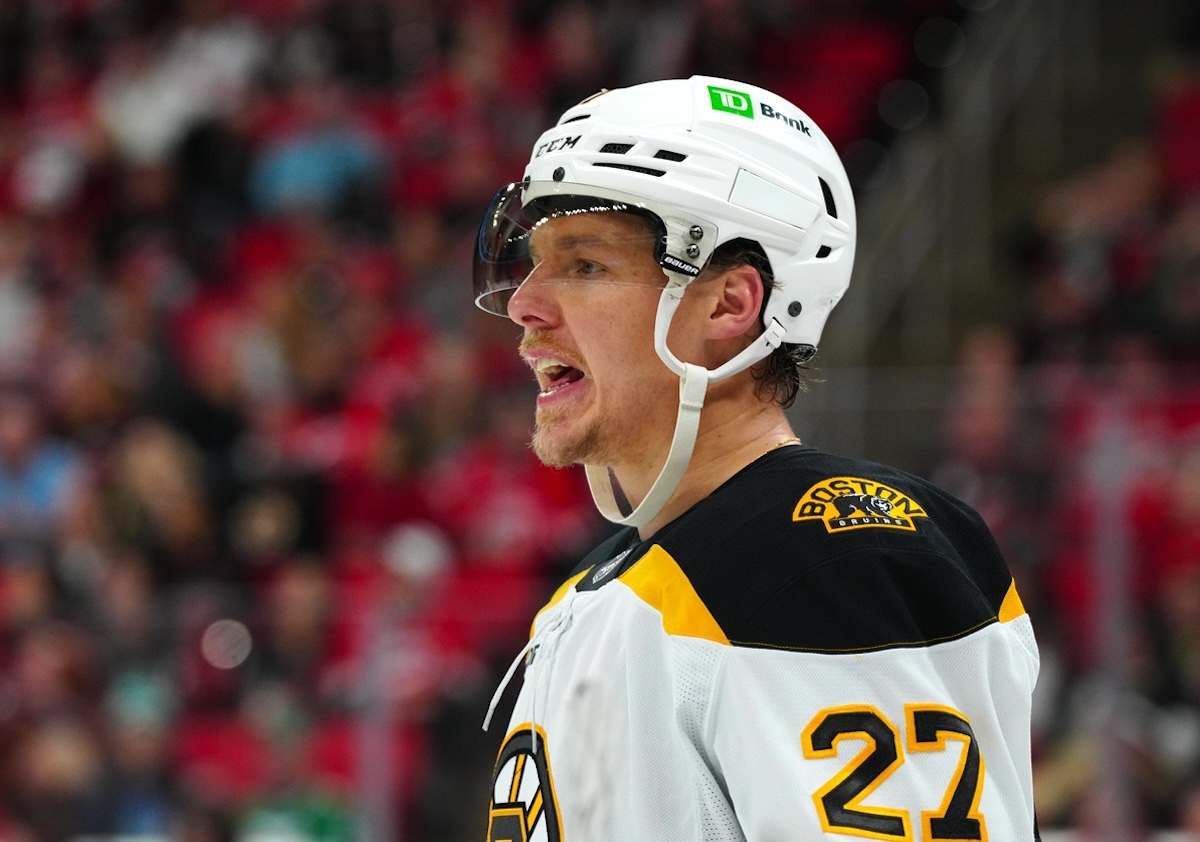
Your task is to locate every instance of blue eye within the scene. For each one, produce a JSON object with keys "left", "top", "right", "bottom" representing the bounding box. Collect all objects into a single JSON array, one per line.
[{"left": 577, "top": 260, "right": 603, "bottom": 275}]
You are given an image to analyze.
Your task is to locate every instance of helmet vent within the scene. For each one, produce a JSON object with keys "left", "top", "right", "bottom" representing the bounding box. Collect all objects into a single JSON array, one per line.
[
  {"left": 593, "top": 162, "right": 666, "bottom": 177},
  {"left": 815, "top": 245, "right": 832, "bottom": 259},
  {"left": 653, "top": 149, "right": 688, "bottom": 162},
  {"left": 562, "top": 114, "right": 590, "bottom": 124},
  {"left": 818, "top": 177, "right": 837, "bottom": 219},
  {"left": 599, "top": 143, "right": 634, "bottom": 154}
]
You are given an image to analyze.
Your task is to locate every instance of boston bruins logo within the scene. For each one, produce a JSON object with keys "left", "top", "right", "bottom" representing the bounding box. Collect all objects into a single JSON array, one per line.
[
  {"left": 793, "top": 476, "right": 928, "bottom": 533},
  {"left": 488, "top": 725, "right": 563, "bottom": 842}
]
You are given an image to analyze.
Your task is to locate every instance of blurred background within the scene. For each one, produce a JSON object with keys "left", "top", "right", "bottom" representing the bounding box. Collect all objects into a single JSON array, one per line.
[{"left": 0, "top": 0, "right": 1197, "bottom": 839}]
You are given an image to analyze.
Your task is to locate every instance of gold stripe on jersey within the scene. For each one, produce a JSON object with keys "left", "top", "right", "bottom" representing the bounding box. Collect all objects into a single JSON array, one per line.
[
  {"left": 998, "top": 580, "right": 1026, "bottom": 624},
  {"left": 619, "top": 545, "right": 729, "bottom": 644},
  {"left": 509, "top": 754, "right": 527, "bottom": 803}
]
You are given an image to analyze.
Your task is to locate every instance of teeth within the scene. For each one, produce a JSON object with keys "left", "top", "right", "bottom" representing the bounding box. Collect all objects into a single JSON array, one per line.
[{"left": 534, "top": 358, "right": 578, "bottom": 379}]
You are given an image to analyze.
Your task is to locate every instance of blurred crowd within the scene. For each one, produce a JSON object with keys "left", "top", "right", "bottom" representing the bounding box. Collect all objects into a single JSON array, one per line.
[
  {"left": 925, "top": 18, "right": 1200, "bottom": 830},
  {"left": 0, "top": 0, "right": 957, "bottom": 840}
]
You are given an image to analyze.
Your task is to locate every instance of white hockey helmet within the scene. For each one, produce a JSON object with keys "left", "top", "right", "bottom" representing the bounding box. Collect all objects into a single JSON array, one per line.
[
  {"left": 474, "top": 74, "right": 856, "bottom": 359},
  {"left": 473, "top": 76, "right": 857, "bottom": 527}
]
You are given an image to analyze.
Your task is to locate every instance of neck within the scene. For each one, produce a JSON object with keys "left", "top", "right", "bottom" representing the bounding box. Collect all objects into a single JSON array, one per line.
[{"left": 613, "top": 401, "right": 799, "bottom": 539}]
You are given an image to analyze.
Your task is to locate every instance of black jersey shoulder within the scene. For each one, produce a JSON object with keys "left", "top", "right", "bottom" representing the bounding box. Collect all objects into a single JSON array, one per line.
[
  {"left": 571, "top": 526, "right": 640, "bottom": 590},
  {"left": 644, "top": 446, "right": 1015, "bottom": 653}
]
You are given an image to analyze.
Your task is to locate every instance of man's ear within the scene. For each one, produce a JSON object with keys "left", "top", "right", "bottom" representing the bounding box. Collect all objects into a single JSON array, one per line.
[{"left": 704, "top": 264, "right": 765, "bottom": 341}]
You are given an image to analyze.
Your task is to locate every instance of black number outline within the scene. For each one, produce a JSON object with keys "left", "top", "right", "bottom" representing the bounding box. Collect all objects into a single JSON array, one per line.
[
  {"left": 906, "top": 705, "right": 989, "bottom": 842},
  {"left": 801, "top": 705, "right": 911, "bottom": 840}
]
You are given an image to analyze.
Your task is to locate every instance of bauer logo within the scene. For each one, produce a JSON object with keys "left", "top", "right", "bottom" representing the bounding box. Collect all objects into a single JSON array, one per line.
[
  {"left": 793, "top": 476, "right": 928, "bottom": 533},
  {"left": 708, "top": 85, "right": 754, "bottom": 118},
  {"left": 661, "top": 253, "right": 701, "bottom": 276}
]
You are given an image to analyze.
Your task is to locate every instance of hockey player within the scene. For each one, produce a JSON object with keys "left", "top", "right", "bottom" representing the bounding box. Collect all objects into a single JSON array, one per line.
[{"left": 472, "top": 76, "right": 1040, "bottom": 841}]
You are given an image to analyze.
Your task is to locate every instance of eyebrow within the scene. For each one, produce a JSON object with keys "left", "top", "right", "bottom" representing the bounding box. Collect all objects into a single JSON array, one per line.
[
  {"left": 529, "top": 231, "right": 624, "bottom": 262},
  {"left": 534, "top": 220, "right": 657, "bottom": 246},
  {"left": 554, "top": 234, "right": 617, "bottom": 250}
]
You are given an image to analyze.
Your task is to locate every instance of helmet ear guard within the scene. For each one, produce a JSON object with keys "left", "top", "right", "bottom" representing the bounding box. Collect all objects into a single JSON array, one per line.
[{"left": 759, "top": 215, "right": 855, "bottom": 353}]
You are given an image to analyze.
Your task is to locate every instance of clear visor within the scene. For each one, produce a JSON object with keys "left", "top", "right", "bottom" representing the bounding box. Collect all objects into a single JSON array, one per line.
[{"left": 473, "top": 181, "right": 719, "bottom": 316}]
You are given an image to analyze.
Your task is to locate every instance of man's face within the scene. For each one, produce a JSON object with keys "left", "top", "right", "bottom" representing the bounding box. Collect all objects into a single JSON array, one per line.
[{"left": 507, "top": 211, "right": 692, "bottom": 469}]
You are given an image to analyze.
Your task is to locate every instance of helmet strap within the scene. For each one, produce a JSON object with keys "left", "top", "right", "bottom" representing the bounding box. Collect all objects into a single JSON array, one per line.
[
  {"left": 582, "top": 277, "right": 785, "bottom": 528},
  {"left": 584, "top": 362, "right": 707, "bottom": 527}
]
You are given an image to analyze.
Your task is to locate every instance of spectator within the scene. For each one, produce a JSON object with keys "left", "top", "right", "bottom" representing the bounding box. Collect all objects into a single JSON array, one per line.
[
  {"left": 91, "top": 672, "right": 180, "bottom": 837},
  {"left": 0, "top": 384, "right": 82, "bottom": 555},
  {"left": 0, "top": 219, "right": 43, "bottom": 382},
  {"left": 249, "top": 74, "right": 386, "bottom": 224},
  {"left": 92, "top": 3, "right": 266, "bottom": 167}
]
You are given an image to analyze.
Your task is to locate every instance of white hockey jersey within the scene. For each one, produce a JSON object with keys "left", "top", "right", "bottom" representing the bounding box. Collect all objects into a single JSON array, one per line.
[{"left": 485, "top": 446, "right": 1040, "bottom": 841}]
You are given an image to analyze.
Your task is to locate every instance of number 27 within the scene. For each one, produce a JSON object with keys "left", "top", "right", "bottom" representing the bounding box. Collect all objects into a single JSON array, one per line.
[{"left": 801, "top": 704, "right": 987, "bottom": 841}]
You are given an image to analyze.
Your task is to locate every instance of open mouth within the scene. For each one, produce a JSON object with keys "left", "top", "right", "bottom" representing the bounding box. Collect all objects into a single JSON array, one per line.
[{"left": 534, "top": 357, "right": 586, "bottom": 397}]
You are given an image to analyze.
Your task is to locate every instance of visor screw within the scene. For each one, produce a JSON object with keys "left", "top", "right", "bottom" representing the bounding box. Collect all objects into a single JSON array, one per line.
[
  {"left": 788, "top": 301, "right": 803, "bottom": 317},
  {"left": 686, "top": 244, "right": 700, "bottom": 258},
  {"left": 689, "top": 225, "right": 704, "bottom": 241},
  {"left": 552, "top": 167, "right": 565, "bottom": 182}
]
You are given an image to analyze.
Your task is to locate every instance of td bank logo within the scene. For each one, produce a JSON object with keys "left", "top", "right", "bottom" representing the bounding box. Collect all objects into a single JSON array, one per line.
[{"left": 708, "top": 85, "right": 754, "bottom": 118}]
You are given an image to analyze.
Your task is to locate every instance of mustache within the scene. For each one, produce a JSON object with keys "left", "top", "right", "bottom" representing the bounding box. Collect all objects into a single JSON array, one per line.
[{"left": 518, "top": 333, "right": 578, "bottom": 362}]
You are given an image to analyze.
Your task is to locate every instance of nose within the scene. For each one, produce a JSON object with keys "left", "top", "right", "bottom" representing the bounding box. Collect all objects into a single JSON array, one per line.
[{"left": 505, "top": 262, "right": 559, "bottom": 327}]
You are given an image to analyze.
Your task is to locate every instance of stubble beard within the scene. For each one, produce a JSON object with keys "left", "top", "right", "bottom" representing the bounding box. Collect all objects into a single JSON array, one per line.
[{"left": 530, "top": 406, "right": 604, "bottom": 468}]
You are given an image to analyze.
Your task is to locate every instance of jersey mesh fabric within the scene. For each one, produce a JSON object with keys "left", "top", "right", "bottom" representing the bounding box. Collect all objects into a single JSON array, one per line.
[{"left": 675, "top": 638, "right": 745, "bottom": 841}]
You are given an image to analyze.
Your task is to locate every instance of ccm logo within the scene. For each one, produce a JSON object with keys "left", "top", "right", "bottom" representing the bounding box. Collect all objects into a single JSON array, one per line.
[{"left": 534, "top": 135, "right": 582, "bottom": 157}]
